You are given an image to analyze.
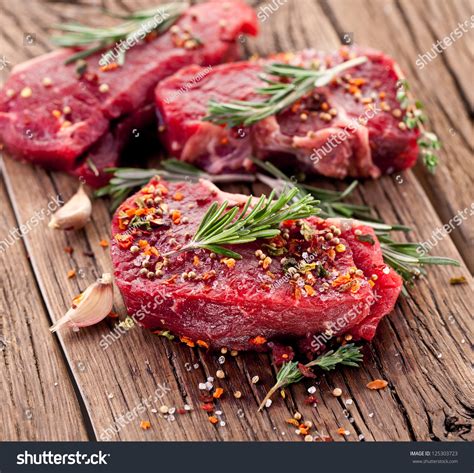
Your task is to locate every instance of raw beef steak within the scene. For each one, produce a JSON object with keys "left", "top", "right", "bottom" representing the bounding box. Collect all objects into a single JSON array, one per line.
[
  {"left": 0, "top": 1, "right": 258, "bottom": 187},
  {"left": 155, "top": 47, "right": 419, "bottom": 179},
  {"left": 111, "top": 178, "right": 402, "bottom": 351}
]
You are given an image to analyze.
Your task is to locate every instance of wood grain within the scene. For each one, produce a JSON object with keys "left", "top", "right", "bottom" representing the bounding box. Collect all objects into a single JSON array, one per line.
[
  {"left": 0, "top": 0, "right": 472, "bottom": 441},
  {"left": 0, "top": 174, "right": 89, "bottom": 441}
]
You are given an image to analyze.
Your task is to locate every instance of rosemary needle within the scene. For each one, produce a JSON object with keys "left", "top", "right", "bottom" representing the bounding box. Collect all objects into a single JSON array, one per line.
[
  {"left": 51, "top": 2, "right": 189, "bottom": 64},
  {"left": 204, "top": 56, "right": 367, "bottom": 127},
  {"left": 164, "top": 187, "right": 320, "bottom": 259},
  {"left": 258, "top": 344, "right": 363, "bottom": 411}
]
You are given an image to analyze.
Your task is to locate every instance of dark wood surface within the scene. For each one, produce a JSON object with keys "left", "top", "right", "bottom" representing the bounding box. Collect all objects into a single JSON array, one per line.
[{"left": 0, "top": 0, "right": 472, "bottom": 441}]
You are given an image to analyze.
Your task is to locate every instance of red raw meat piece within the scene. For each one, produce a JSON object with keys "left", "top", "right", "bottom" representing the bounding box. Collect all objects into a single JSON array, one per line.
[
  {"left": 110, "top": 178, "right": 402, "bottom": 351},
  {"left": 155, "top": 47, "right": 419, "bottom": 179},
  {"left": 0, "top": 1, "right": 258, "bottom": 187}
]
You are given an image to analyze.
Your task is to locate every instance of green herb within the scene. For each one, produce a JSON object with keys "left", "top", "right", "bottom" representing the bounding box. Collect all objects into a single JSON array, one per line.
[
  {"left": 258, "top": 344, "right": 363, "bottom": 410},
  {"left": 253, "top": 158, "right": 459, "bottom": 284},
  {"left": 204, "top": 56, "right": 367, "bottom": 127},
  {"left": 51, "top": 2, "right": 188, "bottom": 65},
  {"left": 396, "top": 79, "right": 441, "bottom": 173},
  {"left": 378, "top": 236, "right": 460, "bottom": 285},
  {"left": 95, "top": 159, "right": 255, "bottom": 210},
  {"left": 164, "top": 187, "right": 320, "bottom": 259}
]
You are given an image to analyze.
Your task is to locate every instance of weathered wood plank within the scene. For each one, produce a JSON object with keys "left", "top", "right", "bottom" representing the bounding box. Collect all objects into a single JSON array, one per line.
[
  {"left": 0, "top": 0, "right": 472, "bottom": 442},
  {"left": 0, "top": 172, "right": 89, "bottom": 441}
]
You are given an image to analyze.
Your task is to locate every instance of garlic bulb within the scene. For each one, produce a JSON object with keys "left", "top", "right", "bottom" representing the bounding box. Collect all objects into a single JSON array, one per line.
[
  {"left": 49, "top": 185, "right": 92, "bottom": 230},
  {"left": 50, "top": 273, "right": 114, "bottom": 332}
]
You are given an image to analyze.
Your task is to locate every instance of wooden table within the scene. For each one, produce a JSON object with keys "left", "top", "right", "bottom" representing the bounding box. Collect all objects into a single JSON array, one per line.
[{"left": 0, "top": 0, "right": 472, "bottom": 442}]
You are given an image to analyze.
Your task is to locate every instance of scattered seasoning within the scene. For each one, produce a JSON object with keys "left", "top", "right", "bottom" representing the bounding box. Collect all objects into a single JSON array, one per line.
[
  {"left": 216, "top": 370, "right": 225, "bottom": 379},
  {"left": 366, "top": 379, "right": 388, "bottom": 390},
  {"left": 20, "top": 87, "right": 33, "bottom": 98},
  {"left": 230, "top": 350, "right": 238, "bottom": 357},
  {"left": 213, "top": 387, "right": 224, "bottom": 399},
  {"left": 67, "top": 269, "right": 76, "bottom": 279},
  {"left": 449, "top": 276, "right": 467, "bottom": 285},
  {"left": 251, "top": 375, "right": 260, "bottom": 384},
  {"left": 233, "top": 391, "right": 242, "bottom": 399},
  {"left": 208, "top": 416, "right": 218, "bottom": 424},
  {"left": 159, "top": 405, "right": 169, "bottom": 414},
  {"left": 337, "top": 427, "right": 349, "bottom": 436},
  {"left": 99, "top": 239, "right": 109, "bottom": 248},
  {"left": 332, "top": 388, "right": 342, "bottom": 397},
  {"left": 140, "top": 420, "right": 151, "bottom": 430},
  {"left": 99, "top": 83, "right": 110, "bottom": 93},
  {"left": 64, "top": 246, "right": 74, "bottom": 255},
  {"left": 42, "top": 77, "right": 53, "bottom": 87},
  {"left": 293, "top": 412, "right": 302, "bottom": 420}
]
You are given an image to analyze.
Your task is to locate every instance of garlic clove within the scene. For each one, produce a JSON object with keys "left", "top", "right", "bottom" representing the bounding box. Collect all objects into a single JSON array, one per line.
[
  {"left": 50, "top": 273, "right": 114, "bottom": 332},
  {"left": 49, "top": 184, "right": 92, "bottom": 231}
]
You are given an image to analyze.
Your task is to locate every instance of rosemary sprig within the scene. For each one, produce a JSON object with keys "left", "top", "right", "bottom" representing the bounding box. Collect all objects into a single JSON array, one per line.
[
  {"left": 51, "top": 2, "right": 188, "bottom": 65},
  {"left": 94, "top": 159, "right": 255, "bottom": 210},
  {"left": 204, "top": 56, "right": 367, "bottom": 127},
  {"left": 164, "top": 188, "right": 320, "bottom": 259},
  {"left": 252, "top": 158, "right": 459, "bottom": 284},
  {"left": 258, "top": 344, "right": 363, "bottom": 410},
  {"left": 396, "top": 79, "right": 441, "bottom": 173}
]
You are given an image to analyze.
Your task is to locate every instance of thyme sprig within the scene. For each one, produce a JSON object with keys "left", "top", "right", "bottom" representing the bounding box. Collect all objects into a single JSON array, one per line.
[
  {"left": 396, "top": 79, "right": 441, "bottom": 173},
  {"left": 204, "top": 56, "right": 367, "bottom": 127},
  {"left": 164, "top": 188, "right": 320, "bottom": 259},
  {"left": 253, "top": 158, "right": 459, "bottom": 284},
  {"left": 51, "top": 2, "right": 188, "bottom": 64},
  {"left": 258, "top": 344, "right": 363, "bottom": 410},
  {"left": 95, "top": 160, "right": 255, "bottom": 210}
]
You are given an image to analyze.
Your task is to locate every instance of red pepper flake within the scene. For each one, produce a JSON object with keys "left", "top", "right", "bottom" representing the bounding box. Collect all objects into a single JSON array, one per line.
[
  {"left": 140, "top": 420, "right": 151, "bottom": 430},
  {"left": 138, "top": 240, "right": 149, "bottom": 249},
  {"left": 114, "top": 233, "right": 133, "bottom": 250},
  {"left": 221, "top": 258, "right": 236, "bottom": 269},
  {"left": 108, "top": 312, "right": 119, "bottom": 319},
  {"left": 64, "top": 246, "right": 74, "bottom": 255},
  {"left": 100, "top": 63, "right": 119, "bottom": 72},
  {"left": 332, "top": 274, "right": 352, "bottom": 288},
  {"left": 305, "top": 395, "right": 319, "bottom": 404},
  {"left": 193, "top": 255, "right": 201, "bottom": 267},
  {"left": 173, "top": 192, "right": 184, "bottom": 201},
  {"left": 180, "top": 336, "right": 195, "bottom": 347},
  {"left": 304, "top": 284, "right": 316, "bottom": 296},
  {"left": 208, "top": 416, "right": 218, "bottom": 424},
  {"left": 99, "top": 239, "right": 109, "bottom": 248},
  {"left": 196, "top": 339, "right": 209, "bottom": 349},
  {"left": 366, "top": 379, "right": 388, "bottom": 390},
  {"left": 250, "top": 335, "right": 267, "bottom": 345},
  {"left": 171, "top": 210, "right": 181, "bottom": 224},
  {"left": 201, "top": 403, "right": 214, "bottom": 412},
  {"left": 286, "top": 418, "right": 299, "bottom": 427},
  {"left": 67, "top": 269, "right": 76, "bottom": 279},
  {"left": 336, "top": 427, "right": 347, "bottom": 436},
  {"left": 213, "top": 387, "right": 224, "bottom": 399}
]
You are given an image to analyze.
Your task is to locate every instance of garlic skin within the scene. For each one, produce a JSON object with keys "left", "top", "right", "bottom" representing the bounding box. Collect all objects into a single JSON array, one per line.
[
  {"left": 50, "top": 273, "right": 114, "bottom": 333},
  {"left": 49, "top": 185, "right": 92, "bottom": 230}
]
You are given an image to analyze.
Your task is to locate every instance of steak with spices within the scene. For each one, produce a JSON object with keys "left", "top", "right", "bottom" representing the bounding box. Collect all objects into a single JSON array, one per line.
[
  {"left": 0, "top": 1, "right": 258, "bottom": 187},
  {"left": 155, "top": 47, "right": 419, "bottom": 179},
  {"left": 110, "top": 178, "right": 402, "bottom": 351}
]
